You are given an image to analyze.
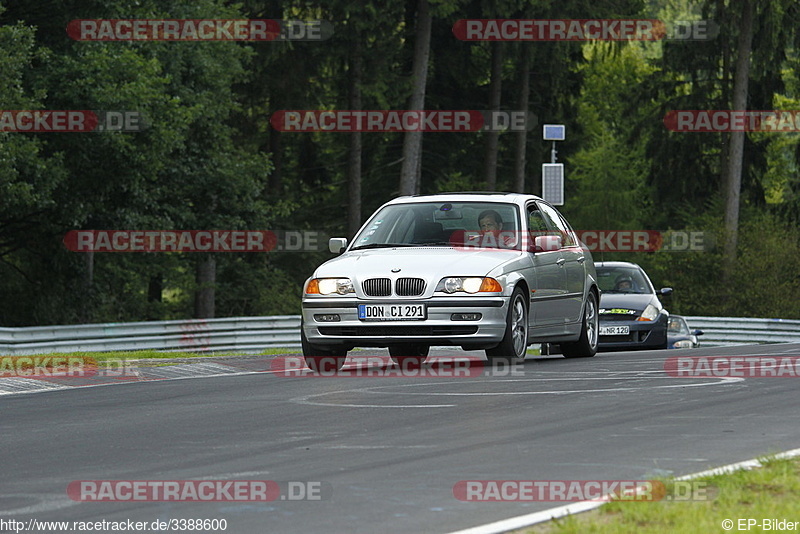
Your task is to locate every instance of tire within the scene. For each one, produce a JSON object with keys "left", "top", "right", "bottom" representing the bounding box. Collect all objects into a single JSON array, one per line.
[
  {"left": 485, "top": 287, "right": 528, "bottom": 365},
  {"left": 389, "top": 344, "right": 430, "bottom": 368},
  {"left": 301, "top": 324, "right": 347, "bottom": 372},
  {"left": 561, "top": 291, "right": 599, "bottom": 358}
]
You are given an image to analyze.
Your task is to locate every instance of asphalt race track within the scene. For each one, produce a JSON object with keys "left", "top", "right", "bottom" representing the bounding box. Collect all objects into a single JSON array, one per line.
[{"left": 2, "top": 343, "right": 800, "bottom": 533}]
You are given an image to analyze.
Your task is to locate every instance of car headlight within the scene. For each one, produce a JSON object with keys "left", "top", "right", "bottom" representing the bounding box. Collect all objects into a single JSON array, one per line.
[
  {"left": 435, "top": 277, "right": 502, "bottom": 294},
  {"left": 637, "top": 304, "right": 659, "bottom": 321},
  {"left": 305, "top": 278, "right": 354, "bottom": 295},
  {"left": 673, "top": 339, "right": 694, "bottom": 349}
]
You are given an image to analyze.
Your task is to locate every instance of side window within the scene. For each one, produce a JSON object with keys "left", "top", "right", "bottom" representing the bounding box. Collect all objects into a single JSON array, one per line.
[
  {"left": 537, "top": 202, "right": 576, "bottom": 247},
  {"left": 527, "top": 204, "right": 549, "bottom": 235}
]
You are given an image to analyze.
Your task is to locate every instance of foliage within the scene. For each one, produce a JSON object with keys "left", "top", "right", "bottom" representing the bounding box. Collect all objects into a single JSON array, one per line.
[{"left": 0, "top": 0, "right": 799, "bottom": 325}]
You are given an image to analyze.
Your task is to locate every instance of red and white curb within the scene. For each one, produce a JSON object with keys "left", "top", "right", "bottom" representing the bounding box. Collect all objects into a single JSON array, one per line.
[{"left": 0, "top": 359, "right": 273, "bottom": 396}]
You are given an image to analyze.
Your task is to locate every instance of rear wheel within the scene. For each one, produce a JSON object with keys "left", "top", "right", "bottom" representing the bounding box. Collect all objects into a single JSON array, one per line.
[
  {"left": 301, "top": 325, "right": 347, "bottom": 372},
  {"left": 389, "top": 344, "right": 430, "bottom": 368},
  {"left": 486, "top": 287, "right": 528, "bottom": 365},
  {"left": 561, "top": 291, "right": 598, "bottom": 358}
]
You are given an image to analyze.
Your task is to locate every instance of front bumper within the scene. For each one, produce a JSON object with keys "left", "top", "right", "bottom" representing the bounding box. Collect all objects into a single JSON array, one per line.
[
  {"left": 597, "top": 314, "right": 668, "bottom": 351},
  {"left": 301, "top": 297, "right": 509, "bottom": 348}
]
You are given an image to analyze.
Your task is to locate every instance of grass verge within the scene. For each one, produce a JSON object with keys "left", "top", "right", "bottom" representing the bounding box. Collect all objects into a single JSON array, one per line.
[{"left": 522, "top": 455, "right": 800, "bottom": 533}]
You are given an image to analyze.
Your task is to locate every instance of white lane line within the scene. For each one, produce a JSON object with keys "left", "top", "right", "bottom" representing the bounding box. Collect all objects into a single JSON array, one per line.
[
  {"left": 0, "top": 494, "right": 79, "bottom": 515},
  {"left": 287, "top": 375, "right": 741, "bottom": 408},
  {"left": 363, "top": 378, "right": 743, "bottom": 396},
  {"left": 290, "top": 396, "right": 456, "bottom": 409},
  {"left": 446, "top": 501, "right": 605, "bottom": 534},
  {"left": 445, "top": 447, "right": 800, "bottom": 534}
]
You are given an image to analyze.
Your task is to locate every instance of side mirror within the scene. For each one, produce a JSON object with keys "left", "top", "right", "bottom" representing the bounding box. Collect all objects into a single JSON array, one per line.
[
  {"left": 532, "top": 234, "right": 562, "bottom": 252},
  {"left": 659, "top": 287, "right": 673, "bottom": 296},
  {"left": 329, "top": 237, "right": 348, "bottom": 254},
  {"left": 693, "top": 329, "right": 704, "bottom": 336}
]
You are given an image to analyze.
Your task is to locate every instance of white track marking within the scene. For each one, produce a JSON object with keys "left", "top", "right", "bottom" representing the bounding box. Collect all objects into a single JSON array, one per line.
[{"left": 288, "top": 375, "right": 742, "bottom": 408}]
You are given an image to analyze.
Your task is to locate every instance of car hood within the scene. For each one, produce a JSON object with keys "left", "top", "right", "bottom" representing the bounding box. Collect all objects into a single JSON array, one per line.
[
  {"left": 599, "top": 293, "right": 659, "bottom": 313},
  {"left": 313, "top": 247, "right": 521, "bottom": 280}
]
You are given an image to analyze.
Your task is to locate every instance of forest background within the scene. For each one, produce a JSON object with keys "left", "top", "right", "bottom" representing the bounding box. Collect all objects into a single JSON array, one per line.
[{"left": 1, "top": 0, "right": 799, "bottom": 326}]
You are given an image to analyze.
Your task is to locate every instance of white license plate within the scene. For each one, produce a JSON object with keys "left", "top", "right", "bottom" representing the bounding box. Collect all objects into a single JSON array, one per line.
[
  {"left": 358, "top": 304, "right": 426, "bottom": 321},
  {"left": 600, "top": 325, "right": 630, "bottom": 335}
]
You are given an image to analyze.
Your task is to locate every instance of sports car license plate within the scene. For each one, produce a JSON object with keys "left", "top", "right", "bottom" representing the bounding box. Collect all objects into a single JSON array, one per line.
[
  {"left": 600, "top": 325, "right": 630, "bottom": 335},
  {"left": 358, "top": 304, "right": 426, "bottom": 321}
]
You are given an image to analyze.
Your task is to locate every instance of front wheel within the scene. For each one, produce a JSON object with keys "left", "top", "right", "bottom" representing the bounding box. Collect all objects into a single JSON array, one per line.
[
  {"left": 561, "top": 291, "right": 598, "bottom": 358},
  {"left": 302, "top": 325, "right": 347, "bottom": 372},
  {"left": 486, "top": 287, "right": 528, "bottom": 365}
]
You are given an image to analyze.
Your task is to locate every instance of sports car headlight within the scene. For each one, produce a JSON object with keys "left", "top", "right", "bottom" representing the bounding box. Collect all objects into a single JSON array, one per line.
[
  {"left": 673, "top": 339, "right": 694, "bottom": 349},
  {"left": 436, "top": 277, "right": 502, "bottom": 294},
  {"left": 305, "top": 278, "right": 354, "bottom": 295},
  {"left": 637, "top": 304, "right": 659, "bottom": 321}
]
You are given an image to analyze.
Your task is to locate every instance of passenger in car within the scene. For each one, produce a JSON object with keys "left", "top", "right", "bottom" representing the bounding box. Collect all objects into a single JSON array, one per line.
[{"left": 477, "top": 210, "right": 516, "bottom": 248}]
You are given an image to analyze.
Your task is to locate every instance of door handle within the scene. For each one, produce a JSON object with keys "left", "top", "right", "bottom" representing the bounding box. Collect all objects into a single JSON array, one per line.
[
  {"left": 556, "top": 258, "right": 566, "bottom": 266},
  {"left": 577, "top": 256, "right": 586, "bottom": 263}
]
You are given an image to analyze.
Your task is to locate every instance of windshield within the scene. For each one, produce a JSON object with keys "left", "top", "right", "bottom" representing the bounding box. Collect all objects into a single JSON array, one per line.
[
  {"left": 596, "top": 265, "right": 654, "bottom": 294},
  {"left": 350, "top": 201, "right": 521, "bottom": 250},
  {"left": 668, "top": 317, "right": 690, "bottom": 334}
]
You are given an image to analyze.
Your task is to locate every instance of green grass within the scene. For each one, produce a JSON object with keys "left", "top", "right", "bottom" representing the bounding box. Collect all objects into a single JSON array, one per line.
[
  {"left": 522, "top": 456, "right": 800, "bottom": 533},
  {"left": 1, "top": 347, "right": 299, "bottom": 365}
]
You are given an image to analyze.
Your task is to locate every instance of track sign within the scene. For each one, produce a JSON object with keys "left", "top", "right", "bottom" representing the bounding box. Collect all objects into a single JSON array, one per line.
[
  {"left": 543, "top": 124, "right": 565, "bottom": 141},
  {"left": 542, "top": 164, "right": 564, "bottom": 206}
]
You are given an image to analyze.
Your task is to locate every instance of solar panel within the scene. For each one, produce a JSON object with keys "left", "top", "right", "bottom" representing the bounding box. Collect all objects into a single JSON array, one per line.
[{"left": 542, "top": 164, "right": 564, "bottom": 205}]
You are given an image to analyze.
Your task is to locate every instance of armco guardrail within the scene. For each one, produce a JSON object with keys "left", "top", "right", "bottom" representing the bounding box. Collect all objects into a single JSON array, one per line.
[
  {"left": 1, "top": 315, "right": 799, "bottom": 356},
  {"left": 0, "top": 316, "right": 301, "bottom": 356},
  {"left": 684, "top": 316, "right": 800, "bottom": 347}
]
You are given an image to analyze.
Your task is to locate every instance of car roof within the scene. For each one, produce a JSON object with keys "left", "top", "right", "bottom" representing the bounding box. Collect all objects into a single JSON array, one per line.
[
  {"left": 595, "top": 261, "right": 642, "bottom": 269},
  {"left": 385, "top": 192, "right": 544, "bottom": 205}
]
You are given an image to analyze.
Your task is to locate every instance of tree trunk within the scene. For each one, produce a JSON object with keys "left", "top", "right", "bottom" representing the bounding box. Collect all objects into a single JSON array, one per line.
[
  {"left": 347, "top": 38, "right": 363, "bottom": 236},
  {"left": 512, "top": 44, "right": 530, "bottom": 193},
  {"left": 398, "top": 0, "right": 431, "bottom": 196},
  {"left": 723, "top": 0, "right": 754, "bottom": 281},
  {"left": 484, "top": 40, "right": 503, "bottom": 190},
  {"left": 718, "top": 0, "right": 730, "bottom": 192},
  {"left": 194, "top": 255, "right": 216, "bottom": 319}
]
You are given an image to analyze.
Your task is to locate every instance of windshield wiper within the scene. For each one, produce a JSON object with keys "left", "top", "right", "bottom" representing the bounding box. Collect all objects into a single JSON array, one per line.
[{"left": 350, "top": 243, "right": 417, "bottom": 250}]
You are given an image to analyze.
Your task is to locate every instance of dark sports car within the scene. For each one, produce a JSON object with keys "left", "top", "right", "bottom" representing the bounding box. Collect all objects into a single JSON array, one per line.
[
  {"left": 595, "top": 261, "right": 672, "bottom": 351},
  {"left": 667, "top": 315, "right": 704, "bottom": 349}
]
